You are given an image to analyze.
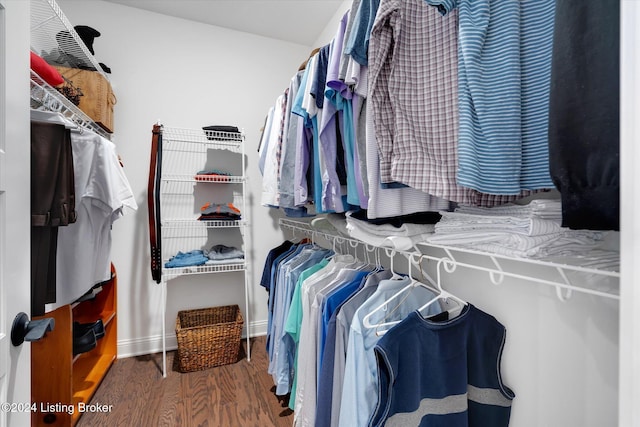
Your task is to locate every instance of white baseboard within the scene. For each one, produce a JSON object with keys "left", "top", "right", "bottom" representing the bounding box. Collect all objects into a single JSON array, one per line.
[{"left": 117, "top": 319, "right": 268, "bottom": 358}]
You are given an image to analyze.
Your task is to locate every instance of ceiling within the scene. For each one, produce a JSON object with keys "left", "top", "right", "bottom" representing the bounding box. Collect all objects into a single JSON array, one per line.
[{"left": 101, "top": 0, "right": 345, "bottom": 46}]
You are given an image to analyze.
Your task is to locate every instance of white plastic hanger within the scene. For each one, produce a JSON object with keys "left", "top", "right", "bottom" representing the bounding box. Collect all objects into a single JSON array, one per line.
[
  {"left": 385, "top": 248, "right": 404, "bottom": 280},
  {"left": 362, "top": 254, "right": 430, "bottom": 331},
  {"left": 416, "top": 257, "right": 467, "bottom": 317},
  {"left": 363, "top": 255, "right": 466, "bottom": 335}
]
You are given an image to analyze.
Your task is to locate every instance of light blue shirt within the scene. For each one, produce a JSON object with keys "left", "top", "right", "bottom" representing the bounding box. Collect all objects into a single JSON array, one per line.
[
  {"left": 268, "top": 244, "right": 310, "bottom": 374},
  {"left": 285, "top": 259, "right": 330, "bottom": 410},
  {"left": 338, "top": 277, "right": 442, "bottom": 427},
  {"left": 273, "top": 247, "right": 331, "bottom": 395},
  {"left": 345, "top": 0, "right": 382, "bottom": 66},
  {"left": 292, "top": 59, "right": 314, "bottom": 208},
  {"left": 428, "top": 0, "right": 555, "bottom": 194},
  {"left": 266, "top": 245, "right": 300, "bottom": 362}
]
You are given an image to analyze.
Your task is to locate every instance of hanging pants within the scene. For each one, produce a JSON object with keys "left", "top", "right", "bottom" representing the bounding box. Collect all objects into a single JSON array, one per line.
[{"left": 30, "top": 121, "right": 75, "bottom": 316}]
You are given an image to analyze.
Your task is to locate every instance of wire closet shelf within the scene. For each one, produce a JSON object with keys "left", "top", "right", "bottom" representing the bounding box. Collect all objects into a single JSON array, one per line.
[
  {"left": 279, "top": 218, "right": 620, "bottom": 302},
  {"left": 30, "top": 70, "right": 111, "bottom": 140},
  {"left": 31, "top": 0, "right": 109, "bottom": 79}
]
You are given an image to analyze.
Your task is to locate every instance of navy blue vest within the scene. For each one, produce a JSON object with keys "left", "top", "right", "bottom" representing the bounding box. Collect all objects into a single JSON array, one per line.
[{"left": 371, "top": 304, "right": 514, "bottom": 427}]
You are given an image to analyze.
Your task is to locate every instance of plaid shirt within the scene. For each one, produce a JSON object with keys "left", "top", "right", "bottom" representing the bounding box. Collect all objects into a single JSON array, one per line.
[{"left": 368, "top": 0, "right": 528, "bottom": 206}]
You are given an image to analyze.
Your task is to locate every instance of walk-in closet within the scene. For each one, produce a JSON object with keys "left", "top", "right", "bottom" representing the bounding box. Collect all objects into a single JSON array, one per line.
[{"left": 2, "top": 0, "right": 638, "bottom": 426}]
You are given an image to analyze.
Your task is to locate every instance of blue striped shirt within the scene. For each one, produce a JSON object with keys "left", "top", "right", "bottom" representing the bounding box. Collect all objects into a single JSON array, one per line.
[{"left": 429, "top": 0, "right": 555, "bottom": 194}]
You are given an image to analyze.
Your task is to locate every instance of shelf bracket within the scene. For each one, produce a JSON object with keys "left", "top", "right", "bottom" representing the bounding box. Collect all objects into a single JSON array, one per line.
[
  {"left": 554, "top": 267, "right": 574, "bottom": 302},
  {"left": 488, "top": 256, "right": 505, "bottom": 286}
]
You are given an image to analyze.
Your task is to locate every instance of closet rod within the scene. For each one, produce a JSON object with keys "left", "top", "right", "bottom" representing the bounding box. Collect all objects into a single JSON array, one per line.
[{"left": 279, "top": 218, "right": 620, "bottom": 301}]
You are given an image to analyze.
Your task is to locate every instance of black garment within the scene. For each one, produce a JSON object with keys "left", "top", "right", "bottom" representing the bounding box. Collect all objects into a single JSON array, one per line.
[
  {"left": 31, "top": 122, "right": 75, "bottom": 227},
  {"left": 259, "top": 240, "right": 294, "bottom": 291},
  {"left": 202, "top": 125, "right": 242, "bottom": 141},
  {"left": 548, "top": 0, "right": 620, "bottom": 230},
  {"left": 74, "top": 25, "right": 101, "bottom": 55},
  {"left": 202, "top": 125, "right": 240, "bottom": 133},
  {"left": 30, "top": 121, "right": 76, "bottom": 316},
  {"left": 147, "top": 125, "right": 163, "bottom": 283},
  {"left": 350, "top": 209, "right": 442, "bottom": 226}
]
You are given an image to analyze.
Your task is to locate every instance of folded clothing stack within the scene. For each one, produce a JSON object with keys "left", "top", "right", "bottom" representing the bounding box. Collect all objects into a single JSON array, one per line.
[
  {"left": 426, "top": 199, "right": 609, "bottom": 258},
  {"left": 202, "top": 125, "right": 243, "bottom": 141},
  {"left": 194, "top": 168, "right": 232, "bottom": 182},
  {"left": 454, "top": 199, "right": 562, "bottom": 222},
  {"left": 198, "top": 202, "right": 241, "bottom": 221},
  {"left": 164, "top": 245, "right": 245, "bottom": 268},
  {"left": 165, "top": 250, "right": 209, "bottom": 268},
  {"left": 344, "top": 211, "right": 437, "bottom": 251},
  {"left": 204, "top": 244, "right": 244, "bottom": 265}
]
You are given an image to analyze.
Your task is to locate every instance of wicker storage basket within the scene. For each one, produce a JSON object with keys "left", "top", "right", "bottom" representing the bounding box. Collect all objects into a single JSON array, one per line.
[
  {"left": 175, "top": 305, "right": 243, "bottom": 372},
  {"left": 53, "top": 65, "right": 116, "bottom": 133}
]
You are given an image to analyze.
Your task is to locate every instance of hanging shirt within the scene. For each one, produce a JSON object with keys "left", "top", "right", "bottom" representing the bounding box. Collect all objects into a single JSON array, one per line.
[
  {"left": 317, "top": 270, "right": 370, "bottom": 372},
  {"left": 338, "top": 277, "right": 442, "bottom": 427},
  {"left": 316, "top": 269, "right": 393, "bottom": 427},
  {"left": 318, "top": 40, "right": 347, "bottom": 213},
  {"left": 293, "top": 255, "right": 360, "bottom": 427},
  {"left": 364, "top": 100, "right": 451, "bottom": 219},
  {"left": 285, "top": 258, "right": 330, "bottom": 410},
  {"left": 292, "top": 64, "right": 314, "bottom": 207},
  {"left": 369, "top": 0, "right": 531, "bottom": 206},
  {"left": 339, "top": 0, "right": 362, "bottom": 81},
  {"left": 271, "top": 246, "right": 331, "bottom": 396},
  {"left": 269, "top": 243, "right": 316, "bottom": 372},
  {"left": 279, "top": 71, "right": 304, "bottom": 208},
  {"left": 53, "top": 130, "right": 136, "bottom": 311},
  {"left": 259, "top": 240, "right": 294, "bottom": 292},
  {"left": 266, "top": 244, "right": 301, "bottom": 360},
  {"left": 261, "top": 91, "right": 288, "bottom": 207},
  {"left": 333, "top": 271, "right": 392, "bottom": 425},
  {"left": 547, "top": 0, "right": 619, "bottom": 230},
  {"left": 293, "top": 55, "right": 327, "bottom": 213},
  {"left": 344, "top": 0, "right": 382, "bottom": 66},
  {"left": 427, "top": 0, "right": 555, "bottom": 195},
  {"left": 258, "top": 106, "right": 275, "bottom": 175}
]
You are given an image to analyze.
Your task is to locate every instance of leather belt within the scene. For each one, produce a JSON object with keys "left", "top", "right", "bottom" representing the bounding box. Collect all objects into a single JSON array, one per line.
[{"left": 147, "top": 124, "right": 163, "bottom": 283}]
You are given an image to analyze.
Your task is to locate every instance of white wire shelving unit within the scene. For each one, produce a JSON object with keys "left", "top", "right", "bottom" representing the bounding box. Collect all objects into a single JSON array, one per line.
[
  {"left": 30, "top": 0, "right": 112, "bottom": 140},
  {"left": 279, "top": 218, "right": 620, "bottom": 301},
  {"left": 158, "top": 126, "right": 251, "bottom": 377},
  {"left": 31, "top": 0, "right": 109, "bottom": 79}
]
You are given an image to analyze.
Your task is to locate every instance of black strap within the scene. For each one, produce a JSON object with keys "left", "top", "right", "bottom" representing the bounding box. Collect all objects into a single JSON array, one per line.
[{"left": 147, "top": 125, "right": 163, "bottom": 283}]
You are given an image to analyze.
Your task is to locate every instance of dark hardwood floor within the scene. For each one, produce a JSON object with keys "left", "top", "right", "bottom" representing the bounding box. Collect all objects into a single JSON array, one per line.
[{"left": 76, "top": 336, "right": 294, "bottom": 427}]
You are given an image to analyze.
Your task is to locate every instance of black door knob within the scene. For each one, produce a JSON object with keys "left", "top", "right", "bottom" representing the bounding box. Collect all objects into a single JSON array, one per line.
[{"left": 11, "top": 312, "right": 55, "bottom": 346}]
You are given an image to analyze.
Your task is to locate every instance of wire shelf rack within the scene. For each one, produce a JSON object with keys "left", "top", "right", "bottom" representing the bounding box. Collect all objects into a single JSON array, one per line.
[
  {"left": 30, "top": 70, "right": 111, "bottom": 140},
  {"left": 162, "top": 262, "right": 246, "bottom": 280},
  {"left": 31, "top": 0, "right": 109, "bottom": 79},
  {"left": 279, "top": 218, "right": 620, "bottom": 301}
]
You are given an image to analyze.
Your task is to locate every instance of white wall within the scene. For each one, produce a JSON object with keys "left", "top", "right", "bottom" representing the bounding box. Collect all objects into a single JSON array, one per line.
[{"left": 56, "top": 1, "right": 621, "bottom": 426}]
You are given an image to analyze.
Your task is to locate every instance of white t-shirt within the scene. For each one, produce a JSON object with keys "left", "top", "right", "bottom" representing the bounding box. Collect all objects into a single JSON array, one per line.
[{"left": 49, "top": 130, "right": 136, "bottom": 311}]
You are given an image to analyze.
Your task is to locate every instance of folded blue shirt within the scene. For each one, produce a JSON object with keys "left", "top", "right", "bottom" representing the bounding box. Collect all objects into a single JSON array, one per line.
[{"left": 164, "top": 250, "right": 209, "bottom": 268}]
